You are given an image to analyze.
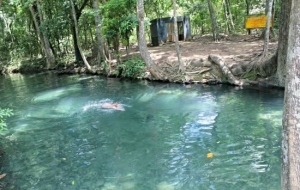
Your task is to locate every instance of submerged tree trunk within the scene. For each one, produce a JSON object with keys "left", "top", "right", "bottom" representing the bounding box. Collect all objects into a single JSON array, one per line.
[
  {"left": 282, "top": 1, "right": 300, "bottom": 189},
  {"left": 70, "top": 0, "right": 91, "bottom": 71},
  {"left": 137, "top": 0, "right": 162, "bottom": 79},
  {"left": 207, "top": 0, "right": 219, "bottom": 41},
  {"left": 172, "top": 0, "right": 184, "bottom": 72}
]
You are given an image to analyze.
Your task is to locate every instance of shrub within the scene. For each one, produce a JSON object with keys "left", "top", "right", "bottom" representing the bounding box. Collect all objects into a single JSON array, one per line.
[{"left": 117, "top": 59, "right": 146, "bottom": 78}]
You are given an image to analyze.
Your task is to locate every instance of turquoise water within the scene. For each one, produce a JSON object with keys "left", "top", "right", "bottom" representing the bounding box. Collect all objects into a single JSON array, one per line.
[{"left": 0, "top": 73, "right": 283, "bottom": 189}]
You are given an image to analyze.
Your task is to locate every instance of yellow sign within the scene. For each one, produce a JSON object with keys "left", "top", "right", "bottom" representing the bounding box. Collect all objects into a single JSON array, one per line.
[{"left": 245, "top": 15, "right": 273, "bottom": 29}]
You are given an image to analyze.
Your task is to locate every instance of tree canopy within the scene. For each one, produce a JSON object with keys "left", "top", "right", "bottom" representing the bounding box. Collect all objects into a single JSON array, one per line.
[{"left": 0, "top": 0, "right": 280, "bottom": 70}]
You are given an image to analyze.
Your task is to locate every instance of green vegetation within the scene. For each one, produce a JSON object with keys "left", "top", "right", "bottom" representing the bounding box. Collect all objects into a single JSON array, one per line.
[
  {"left": 0, "top": 0, "right": 280, "bottom": 72},
  {"left": 0, "top": 108, "right": 13, "bottom": 131},
  {"left": 117, "top": 58, "right": 146, "bottom": 78}
]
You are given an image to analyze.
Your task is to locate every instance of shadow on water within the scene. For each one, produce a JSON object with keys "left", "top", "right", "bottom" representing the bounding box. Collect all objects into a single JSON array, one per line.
[{"left": 0, "top": 73, "right": 283, "bottom": 189}]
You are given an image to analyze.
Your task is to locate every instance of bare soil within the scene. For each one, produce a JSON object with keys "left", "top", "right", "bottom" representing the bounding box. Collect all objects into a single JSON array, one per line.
[{"left": 121, "top": 34, "right": 278, "bottom": 84}]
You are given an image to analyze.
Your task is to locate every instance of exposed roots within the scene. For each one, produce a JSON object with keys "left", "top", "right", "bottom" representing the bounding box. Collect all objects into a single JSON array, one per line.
[
  {"left": 209, "top": 54, "right": 247, "bottom": 86},
  {"left": 209, "top": 53, "right": 279, "bottom": 87}
]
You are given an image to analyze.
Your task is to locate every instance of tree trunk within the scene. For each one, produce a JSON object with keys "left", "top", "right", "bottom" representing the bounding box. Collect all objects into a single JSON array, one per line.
[
  {"left": 209, "top": 54, "right": 245, "bottom": 86},
  {"left": 207, "top": 0, "right": 219, "bottom": 41},
  {"left": 71, "top": 24, "right": 82, "bottom": 62},
  {"left": 223, "top": 0, "right": 234, "bottom": 33},
  {"left": 282, "top": 1, "right": 300, "bottom": 189},
  {"left": 29, "top": 4, "right": 45, "bottom": 53},
  {"left": 245, "top": 0, "right": 251, "bottom": 34},
  {"left": 137, "top": 0, "right": 163, "bottom": 79},
  {"left": 276, "top": 0, "right": 291, "bottom": 87},
  {"left": 262, "top": 0, "right": 274, "bottom": 58},
  {"left": 172, "top": 0, "right": 184, "bottom": 72},
  {"left": 222, "top": 0, "right": 229, "bottom": 33},
  {"left": 29, "top": 1, "right": 55, "bottom": 69},
  {"left": 69, "top": 0, "right": 89, "bottom": 63},
  {"left": 70, "top": 0, "right": 91, "bottom": 71},
  {"left": 36, "top": 1, "right": 55, "bottom": 69},
  {"left": 93, "top": 0, "right": 106, "bottom": 64},
  {"left": 227, "top": 0, "right": 234, "bottom": 32}
]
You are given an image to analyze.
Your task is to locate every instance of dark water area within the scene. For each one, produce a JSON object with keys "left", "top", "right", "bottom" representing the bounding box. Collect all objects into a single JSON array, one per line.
[{"left": 0, "top": 73, "right": 283, "bottom": 189}]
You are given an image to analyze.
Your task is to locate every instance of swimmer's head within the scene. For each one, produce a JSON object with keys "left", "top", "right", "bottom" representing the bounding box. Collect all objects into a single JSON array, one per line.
[{"left": 112, "top": 103, "right": 120, "bottom": 107}]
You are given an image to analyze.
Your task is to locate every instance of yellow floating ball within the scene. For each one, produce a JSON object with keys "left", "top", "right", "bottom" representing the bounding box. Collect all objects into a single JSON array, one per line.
[{"left": 207, "top": 152, "right": 214, "bottom": 159}]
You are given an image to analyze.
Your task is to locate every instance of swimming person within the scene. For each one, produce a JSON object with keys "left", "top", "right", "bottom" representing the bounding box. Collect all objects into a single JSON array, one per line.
[
  {"left": 82, "top": 101, "right": 125, "bottom": 112},
  {"left": 101, "top": 103, "right": 125, "bottom": 111}
]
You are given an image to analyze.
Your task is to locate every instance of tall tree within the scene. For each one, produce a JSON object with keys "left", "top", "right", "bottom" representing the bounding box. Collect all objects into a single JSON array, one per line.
[
  {"left": 102, "top": 0, "right": 137, "bottom": 56},
  {"left": 262, "top": 0, "right": 274, "bottom": 58},
  {"left": 223, "top": 0, "right": 234, "bottom": 33},
  {"left": 70, "top": 0, "right": 91, "bottom": 71},
  {"left": 137, "top": 0, "right": 162, "bottom": 79},
  {"left": 69, "top": 0, "right": 89, "bottom": 63},
  {"left": 172, "top": 0, "right": 184, "bottom": 72},
  {"left": 93, "top": 0, "right": 107, "bottom": 63},
  {"left": 282, "top": 0, "right": 300, "bottom": 189},
  {"left": 207, "top": 0, "right": 219, "bottom": 41},
  {"left": 276, "top": 0, "right": 292, "bottom": 87},
  {"left": 29, "top": 0, "right": 55, "bottom": 69},
  {"left": 245, "top": 0, "right": 251, "bottom": 34}
]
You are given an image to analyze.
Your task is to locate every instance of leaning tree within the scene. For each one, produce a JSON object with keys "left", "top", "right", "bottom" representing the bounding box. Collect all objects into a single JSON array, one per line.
[{"left": 136, "top": 0, "right": 163, "bottom": 79}]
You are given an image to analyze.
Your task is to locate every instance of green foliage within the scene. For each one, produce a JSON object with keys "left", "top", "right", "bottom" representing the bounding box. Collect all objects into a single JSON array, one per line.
[
  {"left": 0, "top": 108, "right": 13, "bottom": 131},
  {"left": 145, "top": 0, "right": 172, "bottom": 18},
  {"left": 0, "top": 0, "right": 282, "bottom": 69},
  {"left": 117, "top": 59, "right": 146, "bottom": 78},
  {"left": 102, "top": 0, "right": 137, "bottom": 50},
  {"left": 120, "top": 14, "right": 138, "bottom": 45}
]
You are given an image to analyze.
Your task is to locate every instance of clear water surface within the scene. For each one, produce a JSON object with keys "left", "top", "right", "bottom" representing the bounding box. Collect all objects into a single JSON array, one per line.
[{"left": 0, "top": 73, "right": 283, "bottom": 190}]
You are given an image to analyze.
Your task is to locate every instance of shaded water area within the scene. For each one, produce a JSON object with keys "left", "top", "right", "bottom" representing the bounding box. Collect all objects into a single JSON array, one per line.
[{"left": 0, "top": 73, "right": 283, "bottom": 189}]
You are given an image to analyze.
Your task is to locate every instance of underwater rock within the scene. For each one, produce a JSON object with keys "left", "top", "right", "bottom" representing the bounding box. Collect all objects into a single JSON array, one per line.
[
  {"left": 120, "top": 181, "right": 136, "bottom": 190},
  {"left": 26, "top": 107, "right": 70, "bottom": 119},
  {"left": 32, "top": 84, "right": 81, "bottom": 102},
  {"left": 137, "top": 92, "right": 156, "bottom": 102},
  {"left": 54, "top": 97, "right": 87, "bottom": 114},
  {"left": 156, "top": 182, "right": 175, "bottom": 190},
  {"left": 102, "top": 182, "right": 117, "bottom": 190},
  {"left": 26, "top": 97, "right": 88, "bottom": 119}
]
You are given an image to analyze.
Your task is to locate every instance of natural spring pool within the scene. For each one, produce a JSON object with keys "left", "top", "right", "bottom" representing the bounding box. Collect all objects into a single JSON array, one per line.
[{"left": 0, "top": 73, "right": 283, "bottom": 189}]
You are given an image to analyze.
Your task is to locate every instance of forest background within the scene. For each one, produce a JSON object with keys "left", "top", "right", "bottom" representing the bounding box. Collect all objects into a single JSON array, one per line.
[{"left": 0, "top": 0, "right": 281, "bottom": 85}]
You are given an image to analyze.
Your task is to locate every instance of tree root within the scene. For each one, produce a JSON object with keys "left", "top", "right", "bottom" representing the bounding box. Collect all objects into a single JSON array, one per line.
[
  {"left": 186, "top": 68, "right": 211, "bottom": 74},
  {"left": 209, "top": 54, "right": 280, "bottom": 87},
  {"left": 209, "top": 54, "right": 247, "bottom": 86}
]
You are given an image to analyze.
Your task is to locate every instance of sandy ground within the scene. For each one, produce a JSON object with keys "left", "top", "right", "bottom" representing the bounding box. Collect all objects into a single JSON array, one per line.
[{"left": 124, "top": 34, "right": 278, "bottom": 65}]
